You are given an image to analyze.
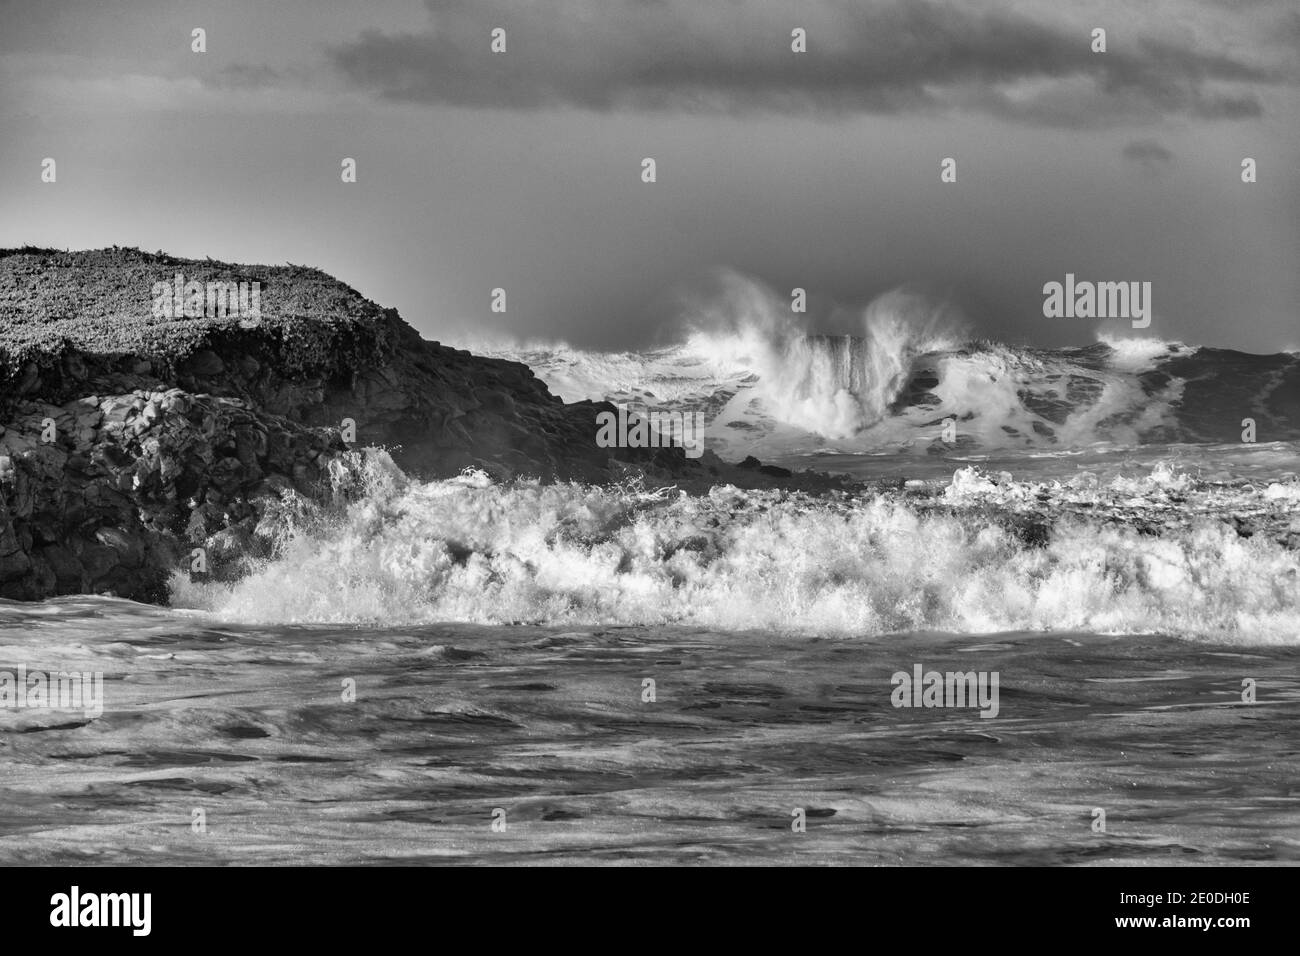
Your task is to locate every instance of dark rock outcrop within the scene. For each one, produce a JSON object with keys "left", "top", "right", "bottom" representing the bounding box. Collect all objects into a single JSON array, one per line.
[{"left": 0, "top": 248, "right": 845, "bottom": 602}]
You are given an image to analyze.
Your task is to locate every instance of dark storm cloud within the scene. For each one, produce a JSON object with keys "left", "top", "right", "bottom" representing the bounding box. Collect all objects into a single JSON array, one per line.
[{"left": 329, "top": 0, "right": 1282, "bottom": 124}]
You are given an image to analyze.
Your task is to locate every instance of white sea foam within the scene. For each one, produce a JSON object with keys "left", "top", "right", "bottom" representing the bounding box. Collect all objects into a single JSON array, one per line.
[
  {"left": 171, "top": 453, "right": 1300, "bottom": 644},
  {"left": 1095, "top": 332, "right": 1188, "bottom": 371}
]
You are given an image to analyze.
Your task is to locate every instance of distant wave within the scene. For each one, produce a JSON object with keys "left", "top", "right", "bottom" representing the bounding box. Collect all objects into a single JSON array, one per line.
[
  {"left": 472, "top": 278, "right": 1300, "bottom": 461},
  {"left": 171, "top": 451, "right": 1300, "bottom": 643}
]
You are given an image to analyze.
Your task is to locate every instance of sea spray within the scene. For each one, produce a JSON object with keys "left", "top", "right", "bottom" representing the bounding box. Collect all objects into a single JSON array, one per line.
[
  {"left": 171, "top": 453, "right": 1300, "bottom": 644},
  {"left": 679, "top": 278, "right": 965, "bottom": 439},
  {"left": 470, "top": 271, "right": 1293, "bottom": 458}
]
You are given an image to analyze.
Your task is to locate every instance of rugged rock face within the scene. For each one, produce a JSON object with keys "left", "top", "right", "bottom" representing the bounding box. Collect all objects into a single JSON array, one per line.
[{"left": 0, "top": 247, "right": 725, "bottom": 601}]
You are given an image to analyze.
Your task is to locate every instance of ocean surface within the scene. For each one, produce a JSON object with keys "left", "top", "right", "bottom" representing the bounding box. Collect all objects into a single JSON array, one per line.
[
  {"left": 3, "top": 602, "right": 1299, "bottom": 865},
  {"left": 3, "top": 313, "right": 1299, "bottom": 865}
]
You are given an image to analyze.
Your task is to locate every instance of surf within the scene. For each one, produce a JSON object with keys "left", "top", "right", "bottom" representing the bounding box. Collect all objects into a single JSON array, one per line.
[
  {"left": 471, "top": 274, "right": 1300, "bottom": 463},
  {"left": 169, "top": 451, "right": 1300, "bottom": 644}
]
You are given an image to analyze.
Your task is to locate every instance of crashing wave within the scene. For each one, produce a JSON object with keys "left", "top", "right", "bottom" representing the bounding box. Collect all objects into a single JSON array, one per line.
[
  {"left": 171, "top": 451, "right": 1300, "bottom": 643},
  {"left": 473, "top": 273, "right": 1300, "bottom": 461}
]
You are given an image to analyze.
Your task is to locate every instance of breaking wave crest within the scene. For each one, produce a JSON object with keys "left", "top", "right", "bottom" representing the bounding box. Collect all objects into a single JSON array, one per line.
[
  {"left": 475, "top": 273, "right": 1300, "bottom": 459},
  {"left": 171, "top": 452, "right": 1300, "bottom": 644},
  {"left": 676, "top": 277, "right": 965, "bottom": 439}
]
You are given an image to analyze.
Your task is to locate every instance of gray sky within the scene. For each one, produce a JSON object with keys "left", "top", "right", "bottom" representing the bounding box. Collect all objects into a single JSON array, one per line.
[{"left": 1, "top": 0, "right": 1297, "bottom": 351}]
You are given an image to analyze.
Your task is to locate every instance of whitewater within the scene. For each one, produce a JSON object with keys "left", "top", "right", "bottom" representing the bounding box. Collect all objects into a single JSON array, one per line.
[
  {"left": 164, "top": 450, "right": 1300, "bottom": 642},
  {"left": 470, "top": 279, "right": 1300, "bottom": 467}
]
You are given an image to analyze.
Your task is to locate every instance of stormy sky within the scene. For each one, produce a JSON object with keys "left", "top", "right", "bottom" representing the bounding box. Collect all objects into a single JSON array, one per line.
[{"left": 1, "top": 0, "right": 1297, "bottom": 351}]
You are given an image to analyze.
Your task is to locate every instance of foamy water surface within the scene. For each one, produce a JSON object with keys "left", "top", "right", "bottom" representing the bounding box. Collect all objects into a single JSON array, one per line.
[{"left": 2, "top": 600, "right": 1298, "bottom": 865}]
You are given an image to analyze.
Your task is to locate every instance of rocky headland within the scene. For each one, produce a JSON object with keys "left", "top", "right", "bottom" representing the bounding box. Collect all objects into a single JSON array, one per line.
[{"left": 0, "top": 247, "right": 850, "bottom": 602}]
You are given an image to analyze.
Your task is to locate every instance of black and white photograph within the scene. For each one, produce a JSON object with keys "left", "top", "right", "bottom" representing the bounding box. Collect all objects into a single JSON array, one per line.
[{"left": 0, "top": 0, "right": 1297, "bottom": 916}]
